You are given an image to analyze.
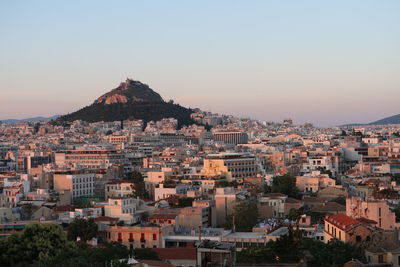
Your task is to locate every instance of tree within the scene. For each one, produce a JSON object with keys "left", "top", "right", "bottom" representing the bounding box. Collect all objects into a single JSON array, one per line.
[
  {"left": 126, "top": 171, "right": 146, "bottom": 198},
  {"left": 226, "top": 201, "right": 259, "bottom": 231},
  {"left": 303, "top": 238, "right": 363, "bottom": 267},
  {"left": 21, "top": 203, "right": 36, "bottom": 220},
  {"left": 178, "top": 197, "right": 194, "bottom": 207},
  {"left": 67, "top": 218, "right": 98, "bottom": 242},
  {"left": 329, "top": 196, "right": 346, "bottom": 206},
  {"left": 132, "top": 248, "right": 160, "bottom": 260},
  {"left": 0, "top": 223, "right": 76, "bottom": 266},
  {"left": 287, "top": 207, "right": 304, "bottom": 221},
  {"left": 394, "top": 203, "right": 400, "bottom": 222},
  {"left": 217, "top": 180, "right": 239, "bottom": 188},
  {"left": 316, "top": 167, "right": 333, "bottom": 178},
  {"left": 267, "top": 174, "right": 302, "bottom": 199},
  {"left": 237, "top": 229, "right": 363, "bottom": 266}
]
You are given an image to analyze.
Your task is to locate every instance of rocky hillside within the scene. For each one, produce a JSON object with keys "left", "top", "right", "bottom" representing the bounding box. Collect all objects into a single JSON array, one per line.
[{"left": 56, "top": 78, "right": 195, "bottom": 127}]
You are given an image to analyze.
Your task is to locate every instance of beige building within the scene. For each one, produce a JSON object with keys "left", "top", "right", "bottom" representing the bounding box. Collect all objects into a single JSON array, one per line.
[
  {"left": 258, "top": 193, "right": 301, "bottom": 218},
  {"left": 202, "top": 152, "right": 260, "bottom": 181},
  {"left": 346, "top": 196, "right": 396, "bottom": 230},
  {"left": 55, "top": 148, "right": 126, "bottom": 169},
  {"left": 105, "top": 180, "right": 134, "bottom": 200},
  {"left": 104, "top": 197, "right": 146, "bottom": 225},
  {"left": 214, "top": 187, "right": 239, "bottom": 227},
  {"left": 296, "top": 172, "right": 336, "bottom": 193},
  {"left": 53, "top": 171, "right": 95, "bottom": 200},
  {"left": 106, "top": 224, "right": 173, "bottom": 250},
  {"left": 324, "top": 214, "right": 373, "bottom": 244},
  {"left": 176, "top": 207, "right": 209, "bottom": 228}
]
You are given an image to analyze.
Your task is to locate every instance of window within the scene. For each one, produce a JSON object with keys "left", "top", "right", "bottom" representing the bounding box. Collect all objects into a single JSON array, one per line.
[
  {"left": 356, "top": 235, "right": 361, "bottom": 242},
  {"left": 378, "top": 254, "right": 384, "bottom": 263},
  {"left": 153, "top": 234, "right": 157, "bottom": 241}
]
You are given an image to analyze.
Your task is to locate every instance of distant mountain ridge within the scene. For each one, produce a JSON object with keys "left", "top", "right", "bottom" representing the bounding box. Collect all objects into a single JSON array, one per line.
[
  {"left": 1, "top": 115, "right": 60, "bottom": 124},
  {"left": 56, "top": 78, "right": 195, "bottom": 127},
  {"left": 369, "top": 114, "right": 400, "bottom": 125},
  {"left": 341, "top": 113, "right": 400, "bottom": 126}
]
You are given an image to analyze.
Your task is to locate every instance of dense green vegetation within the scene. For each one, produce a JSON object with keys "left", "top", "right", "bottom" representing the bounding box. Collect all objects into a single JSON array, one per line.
[
  {"left": 177, "top": 197, "right": 194, "bottom": 207},
  {"left": 0, "top": 222, "right": 161, "bottom": 267},
  {"left": 126, "top": 171, "right": 147, "bottom": 198},
  {"left": 329, "top": 196, "right": 346, "bottom": 206},
  {"left": 264, "top": 174, "right": 302, "bottom": 199},
  {"left": 67, "top": 218, "right": 98, "bottom": 242},
  {"left": 237, "top": 226, "right": 363, "bottom": 267},
  {"left": 226, "top": 201, "right": 259, "bottom": 231},
  {"left": 56, "top": 101, "right": 196, "bottom": 128}
]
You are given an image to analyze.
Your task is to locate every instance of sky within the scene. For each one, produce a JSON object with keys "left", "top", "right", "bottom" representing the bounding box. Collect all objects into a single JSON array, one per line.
[{"left": 0, "top": 1, "right": 399, "bottom": 127}]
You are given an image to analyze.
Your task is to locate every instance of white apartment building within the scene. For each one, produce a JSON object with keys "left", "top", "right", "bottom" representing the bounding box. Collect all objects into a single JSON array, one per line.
[
  {"left": 104, "top": 197, "right": 145, "bottom": 224},
  {"left": 53, "top": 171, "right": 95, "bottom": 200}
]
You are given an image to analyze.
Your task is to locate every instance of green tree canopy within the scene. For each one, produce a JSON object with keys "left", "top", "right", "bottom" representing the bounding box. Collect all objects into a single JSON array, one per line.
[
  {"left": 329, "top": 196, "right": 346, "bottom": 206},
  {"left": 226, "top": 201, "right": 259, "bottom": 231},
  {"left": 67, "top": 217, "right": 98, "bottom": 242},
  {"left": 126, "top": 171, "right": 146, "bottom": 198},
  {"left": 0, "top": 223, "right": 76, "bottom": 267},
  {"left": 265, "top": 174, "right": 302, "bottom": 199},
  {"left": 177, "top": 197, "right": 194, "bottom": 207}
]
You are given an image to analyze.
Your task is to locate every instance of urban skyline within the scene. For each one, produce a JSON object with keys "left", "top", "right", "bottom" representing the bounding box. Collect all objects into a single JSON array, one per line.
[{"left": 1, "top": 1, "right": 400, "bottom": 126}]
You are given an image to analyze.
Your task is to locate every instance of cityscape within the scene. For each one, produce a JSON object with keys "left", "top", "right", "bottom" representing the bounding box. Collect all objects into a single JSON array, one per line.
[{"left": 1, "top": 1, "right": 400, "bottom": 267}]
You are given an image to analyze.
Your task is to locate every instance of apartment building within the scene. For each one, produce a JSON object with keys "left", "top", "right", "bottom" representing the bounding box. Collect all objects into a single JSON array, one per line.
[
  {"left": 104, "top": 197, "right": 145, "bottom": 225},
  {"left": 258, "top": 193, "right": 301, "bottom": 218},
  {"left": 106, "top": 224, "right": 174, "bottom": 250},
  {"left": 324, "top": 214, "right": 373, "bottom": 244},
  {"left": 202, "top": 152, "right": 260, "bottom": 180},
  {"left": 105, "top": 180, "right": 134, "bottom": 200},
  {"left": 53, "top": 171, "right": 95, "bottom": 200},
  {"left": 346, "top": 196, "right": 396, "bottom": 230},
  {"left": 296, "top": 172, "right": 336, "bottom": 193},
  {"left": 212, "top": 131, "right": 248, "bottom": 145},
  {"left": 55, "top": 148, "right": 126, "bottom": 169}
]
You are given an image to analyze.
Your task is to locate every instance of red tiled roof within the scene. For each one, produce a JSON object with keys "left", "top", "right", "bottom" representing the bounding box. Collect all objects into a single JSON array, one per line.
[
  {"left": 151, "top": 248, "right": 197, "bottom": 260},
  {"left": 325, "top": 214, "right": 360, "bottom": 230}
]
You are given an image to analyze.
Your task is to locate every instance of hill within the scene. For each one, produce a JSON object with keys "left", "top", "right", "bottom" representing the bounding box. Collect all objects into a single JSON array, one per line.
[
  {"left": 1, "top": 115, "right": 60, "bottom": 124},
  {"left": 369, "top": 114, "right": 400, "bottom": 125},
  {"left": 55, "top": 79, "right": 195, "bottom": 127}
]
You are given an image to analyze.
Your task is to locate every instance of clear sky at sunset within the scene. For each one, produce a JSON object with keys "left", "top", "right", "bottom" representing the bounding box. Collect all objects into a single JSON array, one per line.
[{"left": 1, "top": 1, "right": 399, "bottom": 126}]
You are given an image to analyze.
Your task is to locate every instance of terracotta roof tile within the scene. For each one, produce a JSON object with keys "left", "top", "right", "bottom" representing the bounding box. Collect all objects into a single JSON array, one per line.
[{"left": 325, "top": 214, "right": 360, "bottom": 230}]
